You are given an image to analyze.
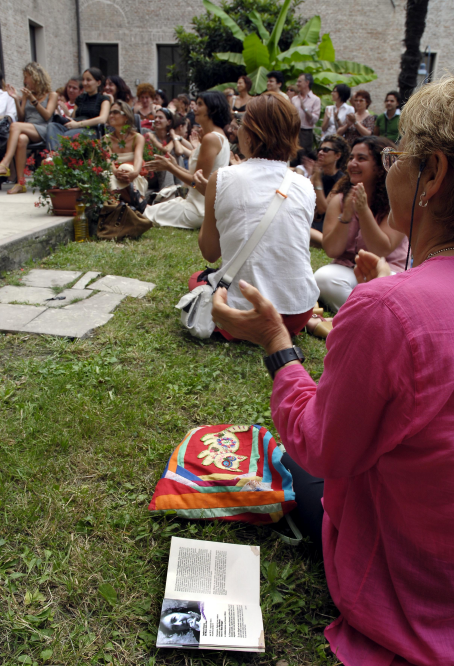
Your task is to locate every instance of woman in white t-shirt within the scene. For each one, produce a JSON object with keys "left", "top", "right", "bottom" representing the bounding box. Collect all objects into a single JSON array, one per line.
[
  {"left": 193, "top": 92, "right": 319, "bottom": 341},
  {"left": 0, "top": 69, "right": 17, "bottom": 122},
  {"left": 321, "top": 84, "right": 354, "bottom": 140}
]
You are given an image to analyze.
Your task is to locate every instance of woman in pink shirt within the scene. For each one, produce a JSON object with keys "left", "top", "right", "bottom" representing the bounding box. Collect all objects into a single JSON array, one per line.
[{"left": 211, "top": 77, "right": 454, "bottom": 666}]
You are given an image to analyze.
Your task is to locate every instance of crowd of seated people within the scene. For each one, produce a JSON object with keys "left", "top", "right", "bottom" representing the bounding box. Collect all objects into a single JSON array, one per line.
[{"left": 2, "top": 55, "right": 454, "bottom": 666}]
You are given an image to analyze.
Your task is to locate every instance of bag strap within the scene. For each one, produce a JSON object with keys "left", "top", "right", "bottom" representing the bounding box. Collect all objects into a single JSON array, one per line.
[{"left": 216, "top": 169, "right": 295, "bottom": 290}]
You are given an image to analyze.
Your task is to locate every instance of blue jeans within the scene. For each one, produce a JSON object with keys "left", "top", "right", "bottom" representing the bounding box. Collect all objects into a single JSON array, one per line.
[{"left": 46, "top": 122, "right": 95, "bottom": 151}]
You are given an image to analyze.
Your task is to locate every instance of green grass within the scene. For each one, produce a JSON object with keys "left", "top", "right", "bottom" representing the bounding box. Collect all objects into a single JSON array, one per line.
[{"left": 0, "top": 230, "right": 336, "bottom": 666}]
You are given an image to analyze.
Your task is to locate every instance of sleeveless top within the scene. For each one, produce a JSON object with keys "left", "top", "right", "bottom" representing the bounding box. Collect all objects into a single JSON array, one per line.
[
  {"left": 208, "top": 158, "right": 319, "bottom": 314},
  {"left": 185, "top": 131, "right": 230, "bottom": 216},
  {"left": 334, "top": 195, "right": 408, "bottom": 272},
  {"left": 24, "top": 96, "right": 50, "bottom": 140}
]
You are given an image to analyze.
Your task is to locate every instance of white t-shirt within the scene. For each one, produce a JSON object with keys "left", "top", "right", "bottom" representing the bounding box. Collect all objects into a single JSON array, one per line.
[
  {"left": 322, "top": 102, "right": 354, "bottom": 139},
  {"left": 209, "top": 158, "right": 319, "bottom": 314},
  {"left": 0, "top": 90, "right": 17, "bottom": 121}
]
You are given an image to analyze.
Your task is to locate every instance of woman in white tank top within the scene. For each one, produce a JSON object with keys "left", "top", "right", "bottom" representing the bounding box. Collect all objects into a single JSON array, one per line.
[
  {"left": 192, "top": 92, "right": 319, "bottom": 341},
  {"left": 143, "top": 92, "right": 231, "bottom": 229}
]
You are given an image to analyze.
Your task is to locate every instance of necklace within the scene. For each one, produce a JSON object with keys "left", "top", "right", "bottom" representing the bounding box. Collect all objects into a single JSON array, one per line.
[{"left": 426, "top": 247, "right": 454, "bottom": 260}]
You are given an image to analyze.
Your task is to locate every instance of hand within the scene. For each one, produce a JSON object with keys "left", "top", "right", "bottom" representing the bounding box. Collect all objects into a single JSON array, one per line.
[
  {"left": 230, "top": 152, "right": 242, "bottom": 165},
  {"left": 212, "top": 280, "right": 291, "bottom": 355},
  {"left": 311, "top": 164, "right": 323, "bottom": 184},
  {"left": 351, "top": 183, "right": 368, "bottom": 215},
  {"left": 354, "top": 249, "right": 392, "bottom": 283},
  {"left": 5, "top": 84, "right": 19, "bottom": 100},
  {"left": 169, "top": 128, "right": 176, "bottom": 140},
  {"left": 302, "top": 157, "right": 315, "bottom": 177},
  {"left": 143, "top": 154, "right": 172, "bottom": 172},
  {"left": 116, "top": 167, "right": 138, "bottom": 183},
  {"left": 346, "top": 112, "right": 356, "bottom": 126},
  {"left": 193, "top": 169, "right": 208, "bottom": 195},
  {"left": 342, "top": 189, "right": 355, "bottom": 221},
  {"left": 189, "top": 128, "right": 201, "bottom": 149},
  {"left": 65, "top": 120, "right": 81, "bottom": 129},
  {"left": 20, "top": 87, "right": 34, "bottom": 100}
]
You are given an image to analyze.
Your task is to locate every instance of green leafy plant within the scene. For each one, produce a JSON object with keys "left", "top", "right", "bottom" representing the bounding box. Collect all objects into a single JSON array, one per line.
[
  {"left": 204, "top": 3, "right": 377, "bottom": 95},
  {"left": 31, "top": 131, "right": 114, "bottom": 211},
  {"left": 175, "top": 0, "right": 305, "bottom": 92}
]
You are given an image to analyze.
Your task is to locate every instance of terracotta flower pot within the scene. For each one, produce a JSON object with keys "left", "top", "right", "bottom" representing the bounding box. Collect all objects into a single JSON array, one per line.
[{"left": 47, "top": 188, "right": 81, "bottom": 216}]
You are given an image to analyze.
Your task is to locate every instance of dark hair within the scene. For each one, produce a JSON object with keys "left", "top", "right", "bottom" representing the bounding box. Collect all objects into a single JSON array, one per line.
[
  {"left": 353, "top": 89, "right": 372, "bottom": 108},
  {"left": 385, "top": 90, "right": 401, "bottom": 107},
  {"left": 333, "top": 83, "right": 351, "bottom": 103},
  {"left": 177, "top": 93, "right": 190, "bottom": 110},
  {"left": 197, "top": 91, "right": 232, "bottom": 127},
  {"left": 238, "top": 75, "right": 252, "bottom": 92},
  {"left": 83, "top": 68, "right": 105, "bottom": 91},
  {"left": 155, "top": 89, "right": 169, "bottom": 107},
  {"left": 0, "top": 68, "right": 4, "bottom": 89},
  {"left": 174, "top": 113, "right": 192, "bottom": 132},
  {"left": 159, "top": 605, "right": 200, "bottom": 637},
  {"left": 267, "top": 71, "right": 284, "bottom": 87},
  {"left": 242, "top": 92, "right": 300, "bottom": 161},
  {"left": 301, "top": 73, "right": 314, "bottom": 90},
  {"left": 322, "top": 134, "right": 351, "bottom": 171},
  {"left": 156, "top": 106, "right": 175, "bottom": 129},
  {"left": 106, "top": 75, "right": 133, "bottom": 104},
  {"left": 333, "top": 136, "right": 396, "bottom": 220}
]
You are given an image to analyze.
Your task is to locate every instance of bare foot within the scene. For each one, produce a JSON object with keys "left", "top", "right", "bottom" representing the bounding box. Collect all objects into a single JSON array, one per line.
[{"left": 7, "top": 183, "right": 27, "bottom": 195}]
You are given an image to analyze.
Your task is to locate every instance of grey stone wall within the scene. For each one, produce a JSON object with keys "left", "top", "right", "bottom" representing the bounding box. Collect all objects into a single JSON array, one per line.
[
  {"left": 1, "top": 0, "right": 79, "bottom": 89},
  {"left": 420, "top": 0, "right": 454, "bottom": 83}
]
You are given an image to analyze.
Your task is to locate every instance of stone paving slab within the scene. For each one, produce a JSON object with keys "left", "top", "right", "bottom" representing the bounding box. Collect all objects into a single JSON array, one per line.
[
  {"left": 88, "top": 275, "right": 156, "bottom": 298},
  {"left": 0, "top": 304, "right": 47, "bottom": 332},
  {"left": 22, "top": 269, "right": 82, "bottom": 288},
  {"left": 21, "top": 307, "right": 114, "bottom": 339},
  {"left": 0, "top": 285, "right": 93, "bottom": 307},
  {"left": 72, "top": 271, "right": 101, "bottom": 290},
  {"left": 63, "top": 291, "right": 125, "bottom": 315}
]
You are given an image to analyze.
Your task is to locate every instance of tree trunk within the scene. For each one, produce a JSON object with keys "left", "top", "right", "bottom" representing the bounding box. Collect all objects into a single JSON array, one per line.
[{"left": 398, "top": 0, "right": 430, "bottom": 104}]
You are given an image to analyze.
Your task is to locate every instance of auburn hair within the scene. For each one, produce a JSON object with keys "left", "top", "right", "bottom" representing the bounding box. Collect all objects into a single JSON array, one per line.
[{"left": 242, "top": 92, "right": 300, "bottom": 161}]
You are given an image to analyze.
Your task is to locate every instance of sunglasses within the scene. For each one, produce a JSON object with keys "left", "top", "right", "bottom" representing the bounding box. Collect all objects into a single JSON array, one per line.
[
  {"left": 318, "top": 147, "right": 336, "bottom": 153},
  {"left": 109, "top": 109, "right": 125, "bottom": 116}
]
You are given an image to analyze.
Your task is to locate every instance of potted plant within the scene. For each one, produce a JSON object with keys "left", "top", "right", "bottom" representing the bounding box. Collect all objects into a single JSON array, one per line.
[{"left": 31, "top": 131, "right": 113, "bottom": 215}]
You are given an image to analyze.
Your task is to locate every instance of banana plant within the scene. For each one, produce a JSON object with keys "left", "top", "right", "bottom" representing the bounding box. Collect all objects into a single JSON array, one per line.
[{"left": 203, "top": 3, "right": 377, "bottom": 95}]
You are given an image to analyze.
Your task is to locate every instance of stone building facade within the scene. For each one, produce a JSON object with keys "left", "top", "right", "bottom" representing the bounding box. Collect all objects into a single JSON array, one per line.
[{"left": 1, "top": 0, "right": 453, "bottom": 108}]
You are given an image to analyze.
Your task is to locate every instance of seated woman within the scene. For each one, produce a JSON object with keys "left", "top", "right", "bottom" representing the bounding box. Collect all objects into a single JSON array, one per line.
[
  {"left": 154, "top": 89, "right": 168, "bottom": 109},
  {"left": 105, "top": 100, "right": 147, "bottom": 208},
  {"left": 62, "top": 76, "right": 82, "bottom": 115},
  {"left": 104, "top": 76, "right": 133, "bottom": 106},
  {"left": 308, "top": 134, "right": 350, "bottom": 247},
  {"left": 232, "top": 75, "right": 253, "bottom": 115},
  {"left": 314, "top": 135, "right": 407, "bottom": 312},
  {"left": 133, "top": 83, "right": 156, "bottom": 129},
  {"left": 211, "top": 75, "right": 454, "bottom": 666},
  {"left": 195, "top": 92, "right": 319, "bottom": 341},
  {"left": 145, "top": 107, "right": 179, "bottom": 192},
  {"left": 337, "top": 89, "right": 375, "bottom": 146},
  {"left": 46, "top": 67, "right": 110, "bottom": 151},
  {"left": 0, "top": 62, "right": 58, "bottom": 194},
  {"left": 143, "top": 92, "right": 231, "bottom": 229}
]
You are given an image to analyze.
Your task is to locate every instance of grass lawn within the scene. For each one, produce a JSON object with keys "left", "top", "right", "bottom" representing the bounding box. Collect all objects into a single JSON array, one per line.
[{"left": 0, "top": 227, "right": 337, "bottom": 666}]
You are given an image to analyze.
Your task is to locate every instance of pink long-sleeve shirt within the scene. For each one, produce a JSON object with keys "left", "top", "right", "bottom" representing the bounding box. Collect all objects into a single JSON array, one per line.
[{"left": 271, "top": 256, "right": 454, "bottom": 666}]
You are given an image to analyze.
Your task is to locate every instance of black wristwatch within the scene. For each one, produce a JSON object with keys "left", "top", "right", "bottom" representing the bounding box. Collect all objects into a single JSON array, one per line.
[{"left": 263, "top": 346, "right": 305, "bottom": 380}]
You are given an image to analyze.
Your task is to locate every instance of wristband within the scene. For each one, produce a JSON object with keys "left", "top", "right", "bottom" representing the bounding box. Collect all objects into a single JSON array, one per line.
[
  {"left": 314, "top": 186, "right": 323, "bottom": 191},
  {"left": 263, "top": 346, "right": 305, "bottom": 380},
  {"left": 31, "top": 99, "right": 38, "bottom": 107},
  {"left": 191, "top": 181, "right": 196, "bottom": 188}
]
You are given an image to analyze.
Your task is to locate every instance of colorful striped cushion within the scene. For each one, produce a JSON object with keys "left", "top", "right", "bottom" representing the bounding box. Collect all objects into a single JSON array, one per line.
[{"left": 149, "top": 424, "right": 296, "bottom": 525}]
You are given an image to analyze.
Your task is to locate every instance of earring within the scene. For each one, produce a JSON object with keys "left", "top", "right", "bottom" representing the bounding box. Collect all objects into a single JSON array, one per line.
[{"left": 419, "top": 192, "right": 428, "bottom": 208}]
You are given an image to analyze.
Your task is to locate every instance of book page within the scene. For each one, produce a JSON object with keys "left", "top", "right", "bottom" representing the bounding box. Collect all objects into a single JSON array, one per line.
[{"left": 164, "top": 537, "right": 260, "bottom": 605}]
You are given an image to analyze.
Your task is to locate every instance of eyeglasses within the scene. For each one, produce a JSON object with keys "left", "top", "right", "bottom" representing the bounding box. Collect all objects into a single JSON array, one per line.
[
  {"left": 318, "top": 147, "right": 336, "bottom": 153},
  {"left": 109, "top": 109, "right": 125, "bottom": 116},
  {"left": 381, "top": 147, "right": 408, "bottom": 172}
]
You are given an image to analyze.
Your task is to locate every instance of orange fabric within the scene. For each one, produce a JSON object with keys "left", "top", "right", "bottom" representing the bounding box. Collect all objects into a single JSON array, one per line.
[{"left": 155, "top": 489, "right": 285, "bottom": 510}]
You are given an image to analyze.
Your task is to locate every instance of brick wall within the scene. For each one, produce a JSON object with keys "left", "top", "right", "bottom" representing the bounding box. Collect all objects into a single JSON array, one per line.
[{"left": 1, "top": 0, "right": 79, "bottom": 89}]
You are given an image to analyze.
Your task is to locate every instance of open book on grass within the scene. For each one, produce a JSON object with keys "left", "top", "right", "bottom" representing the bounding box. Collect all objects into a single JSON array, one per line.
[{"left": 157, "top": 536, "right": 265, "bottom": 652}]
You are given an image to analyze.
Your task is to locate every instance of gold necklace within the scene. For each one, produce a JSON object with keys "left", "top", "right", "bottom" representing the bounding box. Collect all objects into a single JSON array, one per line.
[{"left": 426, "top": 247, "right": 454, "bottom": 260}]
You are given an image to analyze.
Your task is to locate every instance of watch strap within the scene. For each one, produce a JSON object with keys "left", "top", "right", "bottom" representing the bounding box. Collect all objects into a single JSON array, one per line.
[{"left": 264, "top": 346, "right": 305, "bottom": 379}]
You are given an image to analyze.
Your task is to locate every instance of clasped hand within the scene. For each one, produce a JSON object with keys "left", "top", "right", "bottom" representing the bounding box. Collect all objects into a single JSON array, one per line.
[
  {"left": 344, "top": 183, "right": 368, "bottom": 219},
  {"left": 212, "top": 280, "right": 292, "bottom": 355}
]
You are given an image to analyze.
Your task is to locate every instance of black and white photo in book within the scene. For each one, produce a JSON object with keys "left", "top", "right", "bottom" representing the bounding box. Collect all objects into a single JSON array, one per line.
[{"left": 157, "top": 599, "right": 202, "bottom": 646}]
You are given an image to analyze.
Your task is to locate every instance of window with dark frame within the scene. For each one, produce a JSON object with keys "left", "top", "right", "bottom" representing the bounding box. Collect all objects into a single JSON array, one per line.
[
  {"left": 29, "top": 23, "right": 37, "bottom": 62},
  {"left": 157, "top": 45, "right": 187, "bottom": 101},
  {"left": 87, "top": 44, "right": 119, "bottom": 78}
]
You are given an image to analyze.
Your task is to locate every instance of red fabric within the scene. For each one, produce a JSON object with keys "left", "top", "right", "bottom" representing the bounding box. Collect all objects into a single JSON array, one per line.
[
  {"left": 188, "top": 271, "right": 313, "bottom": 340},
  {"left": 271, "top": 257, "right": 454, "bottom": 666}
]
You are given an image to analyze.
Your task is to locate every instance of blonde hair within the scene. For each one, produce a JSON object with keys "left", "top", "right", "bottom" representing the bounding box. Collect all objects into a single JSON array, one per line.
[
  {"left": 23, "top": 62, "right": 52, "bottom": 98},
  {"left": 400, "top": 76, "right": 454, "bottom": 229},
  {"left": 111, "top": 99, "right": 137, "bottom": 132}
]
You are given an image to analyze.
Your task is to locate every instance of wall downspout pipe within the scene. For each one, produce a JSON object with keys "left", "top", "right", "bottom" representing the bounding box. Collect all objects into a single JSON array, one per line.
[{"left": 75, "top": 0, "right": 82, "bottom": 73}]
